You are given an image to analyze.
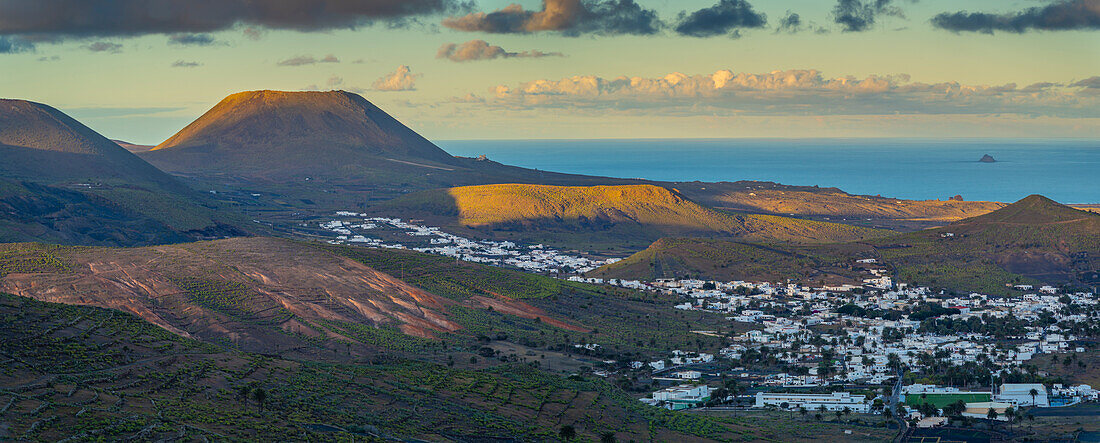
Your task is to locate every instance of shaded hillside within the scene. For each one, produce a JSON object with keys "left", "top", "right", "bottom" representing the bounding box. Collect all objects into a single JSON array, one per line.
[
  {"left": 375, "top": 183, "right": 892, "bottom": 250},
  {"left": 673, "top": 181, "right": 1005, "bottom": 230},
  {"left": 595, "top": 195, "right": 1100, "bottom": 294},
  {"left": 0, "top": 99, "right": 247, "bottom": 245},
  {"left": 0, "top": 292, "right": 810, "bottom": 442},
  {"left": 112, "top": 139, "right": 152, "bottom": 153}
]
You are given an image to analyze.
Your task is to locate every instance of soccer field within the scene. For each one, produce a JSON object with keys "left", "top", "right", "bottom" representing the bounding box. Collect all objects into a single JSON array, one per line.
[{"left": 904, "top": 393, "right": 992, "bottom": 408}]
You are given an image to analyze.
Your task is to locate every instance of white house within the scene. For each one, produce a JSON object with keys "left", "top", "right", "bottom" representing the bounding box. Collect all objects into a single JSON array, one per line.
[{"left": 754, "top": 392, "right": 870, "bottom": 413}]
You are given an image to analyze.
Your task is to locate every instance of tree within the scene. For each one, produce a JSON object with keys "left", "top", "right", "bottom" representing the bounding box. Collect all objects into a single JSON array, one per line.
[
  {"left": 253, "top": 388, "right": 267, "bottom": 412},
  {"left": 559, "top": 425, "right": 576, "bottom": 440},
  {"left": 987, "top": 408, "right": 998, "bottom": 429},
  {"left": 1004, "top": 407, "right": 1015, "bottom": 432},
  {"left": 799, "top": 406, "right": 808, "bottom": 421},
  {"left": 600, "top": 432, "right": 616, "bottom": 443},
  {"left": 1029, "top": 388, "right": 1039, "bottom": 406}
]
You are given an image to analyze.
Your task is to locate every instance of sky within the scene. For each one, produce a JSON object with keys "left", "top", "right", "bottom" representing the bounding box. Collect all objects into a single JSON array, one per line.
[{"left": 0, "top": 0, "right": 1098, "bottom": 144}]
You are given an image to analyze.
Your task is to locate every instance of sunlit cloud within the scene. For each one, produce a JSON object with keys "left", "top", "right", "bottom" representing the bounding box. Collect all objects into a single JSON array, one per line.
[
  {"left": 373, "top": 65, "right": 419, "bottom": 91},
  {"left": 437, "top": 40, "right": 563, "bottom": 62},
  {"left": 475, "top": 69, "right": 1100, "bottom": 118}
]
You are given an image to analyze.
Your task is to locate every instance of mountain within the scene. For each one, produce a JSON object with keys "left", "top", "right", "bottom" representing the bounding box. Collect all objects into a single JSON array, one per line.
[
  {"left": 375, "top": 183, "right": 893, "bottom": 250},
  {"left": 0, "top": 99, "right": 247, "bottom": 245},
  {"left": 143, "top": 90, "right": 458, "bottom": 179},
  {"left": 112, "top": 139, "right": 153, "bottom": 152},
  {"left": 595, "top": 195, "right": 1100, "bottom": 294}
]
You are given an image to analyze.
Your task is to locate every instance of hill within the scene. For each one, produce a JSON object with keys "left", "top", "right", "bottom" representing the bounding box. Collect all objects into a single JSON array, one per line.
[
  {"left": 0, "top": 291, "right": 848, "bottom": 442},
  {"left": 672, "top": 181, "right": 1006, "bottom": 230},
  {"left": 0, "top": 236, "right": 749, "bottom": 360},
  {"left": 594, "top": 195, "right": 1100, "bottom": 294},
  {"left": 375, "top": 184, "right": 893, "bottom": 250},
  {"left": 0, "top": 99, "right": 247, "bottom": 245}
]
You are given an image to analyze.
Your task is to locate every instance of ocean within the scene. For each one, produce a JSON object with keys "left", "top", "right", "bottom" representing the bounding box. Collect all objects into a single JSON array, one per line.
[{"left": 438, "top": 138, "right": 1100, "bottom": 204}]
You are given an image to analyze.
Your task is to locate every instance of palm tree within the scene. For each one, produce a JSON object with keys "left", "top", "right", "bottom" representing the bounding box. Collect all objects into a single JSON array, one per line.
[
  {"left": 987, "top": 408, "right": 998, "bottom": 430},
  {"left": 1004, "top": 407, "right": 1015, "bottom": 433},
  {"left": 1029, "top": 388, "right": 1039, "bottom": 406},
  {"left": 799, "top": 406, "right": 808, "bottom": 421}
]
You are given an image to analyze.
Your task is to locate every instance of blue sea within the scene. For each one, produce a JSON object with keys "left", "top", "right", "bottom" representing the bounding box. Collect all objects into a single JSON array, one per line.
[{"left": 438, "top": 139, "right": 1100, "bottom": 204}]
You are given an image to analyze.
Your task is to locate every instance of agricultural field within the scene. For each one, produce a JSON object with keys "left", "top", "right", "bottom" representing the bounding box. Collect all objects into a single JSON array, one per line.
[{"left": 0, "top": 291, "right": 787, "bottom": 442}]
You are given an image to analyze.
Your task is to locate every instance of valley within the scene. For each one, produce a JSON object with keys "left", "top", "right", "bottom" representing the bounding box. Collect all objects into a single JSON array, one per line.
[{"left": 0, "top": 90, "right": 1096, "bottom": 442}]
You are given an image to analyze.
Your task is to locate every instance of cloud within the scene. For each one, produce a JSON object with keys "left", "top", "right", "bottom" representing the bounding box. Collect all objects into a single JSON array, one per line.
[
  {"left": 168, "top": 33, "right": 217, "bottom": 46},
  {"left": 833, "top": 0, "right": 907, "bottom": 32},
  {"left": 37, "top": 55, "right": 60, "bottom": 61},
  {"left": 242, "top": 27, "right": 265, "bottom": 40},
  {"left": 84, "top": 41, "right": 122, "bottom": 53},
  {"left": 776, "top": 11, "right": 802, "bottom": 33},
  {"left": 931, "top": 0, "right": 1100, "bottom": 34},
  {"left": 171, "top": 60, "right": 201, "bottom": 68},
  {"left": 327, "top": 75, "right": 344, "bottom": 86},
  {"left": 437, "top": 40, "right": 564, "bottom": 62},
  {"left": 442, "top": 0, "right": 661, "bottom": 36},
  {"left": 373, "top": 65, "right": 419, "bottom": 91},
  {"left": 674, "top": 0, "right": 767, "bottom": 38},
  {"left": 0, "top": 36, "right": 34, "bottom": 53},
  {"left": 276, "top": 54, "right": 340, "bottom": 66},
  {"left": 0, "top": 0, "right": 466, "bottom": 47},
  {"left": 477, "top": 68, "right": 1100, "bottom": 118}
]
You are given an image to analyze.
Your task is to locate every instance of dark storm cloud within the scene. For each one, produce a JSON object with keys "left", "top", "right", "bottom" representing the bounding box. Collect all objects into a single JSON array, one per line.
[
  {"left": 0, "top": 0, "right": 466, "bottom": 40},
  {"left": 776, "top": 11, "right": 802, "bottom": 33},
  {"left": 674, "top": 0, "right": 767, "bottom": 38},
  {"left": 168, "top": 33, "right": 216, "bottom": 46},
  {"left": 931, "top": 0, "right": 1100, "bottom": 34},
  {"left": 0, "top": 35, "right": 33, "bottom": 53},
  {"left": 833, "top": 0, "right": 907, "bottom": 32},
  {"left": 442, "top": 0, "right": 661, "bottom": 36}
]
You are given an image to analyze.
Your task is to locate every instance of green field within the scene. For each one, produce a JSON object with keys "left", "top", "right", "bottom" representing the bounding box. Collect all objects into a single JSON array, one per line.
[{"left": 904, "top": 393, "right": 991, "bottom": 408}]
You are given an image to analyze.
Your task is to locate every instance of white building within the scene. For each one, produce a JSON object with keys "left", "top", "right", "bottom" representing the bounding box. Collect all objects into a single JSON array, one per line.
[
  {"left": 754, "top": 392, "right": 870, "bottom": 413},
  {"left": 996, "top": 383, "right": 1049, "bottom": 407}
]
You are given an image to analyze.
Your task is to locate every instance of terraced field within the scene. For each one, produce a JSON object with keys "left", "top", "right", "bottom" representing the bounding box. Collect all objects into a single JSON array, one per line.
[{"left": 0, "top": 292, "right": 785, "bottom": 441}]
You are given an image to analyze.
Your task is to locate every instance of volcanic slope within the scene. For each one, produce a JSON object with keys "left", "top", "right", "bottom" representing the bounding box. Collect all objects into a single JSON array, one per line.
[
  {"left": 0, "top": 99, "right": 246, "bottom": 245},
  {"left": 139, "top": 90, "right": 639, "bottom": 207},
  {"left": 375, "top": 183, "right": 893, "bottom": 250},
  {"left": 594, "top": 195, "right": 1100, "bottom": 294}
]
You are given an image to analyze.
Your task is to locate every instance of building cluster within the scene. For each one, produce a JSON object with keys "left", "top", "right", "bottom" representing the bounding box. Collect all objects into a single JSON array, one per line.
[{"left": 318, "top": 213, "right": 620, "bottom": 273}]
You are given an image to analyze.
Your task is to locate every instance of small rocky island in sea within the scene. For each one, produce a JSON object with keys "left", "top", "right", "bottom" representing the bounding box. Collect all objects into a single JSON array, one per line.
[{"left": 979, "top": 154, "right": 996, "bottom": 163}]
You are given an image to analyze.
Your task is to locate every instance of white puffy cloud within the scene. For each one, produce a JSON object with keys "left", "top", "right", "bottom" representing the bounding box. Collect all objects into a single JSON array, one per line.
[
  {"left": 480, "top": 69, "right": 1100, "bottom": 118},
  {"left": 373, "top": 65, "right": 419, "bottom": 91}
]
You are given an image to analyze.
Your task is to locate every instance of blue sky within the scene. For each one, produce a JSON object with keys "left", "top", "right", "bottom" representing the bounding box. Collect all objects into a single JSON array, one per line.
[{"left": 1, "top": 0, "right": 1097, "bottom": 143}]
